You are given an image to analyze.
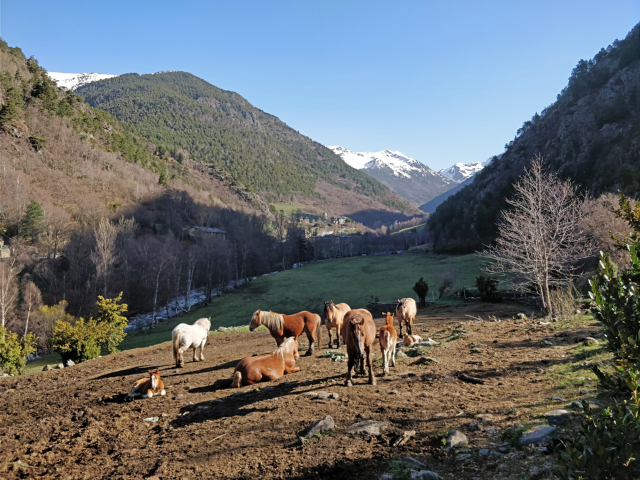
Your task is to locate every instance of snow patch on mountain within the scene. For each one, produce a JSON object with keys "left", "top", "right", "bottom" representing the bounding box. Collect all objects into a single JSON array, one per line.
[
  {"left": 438, "top": 155, "right": 499, "bottom": 183},
  {"left": 47, "top": 72, "right": 117, "bottom": 91},
  {"left": 438, "top": 162, "right": 484, "bottom": 183},
  {"left": 329, "top": 146, "right": 442, "bottom": 180}
]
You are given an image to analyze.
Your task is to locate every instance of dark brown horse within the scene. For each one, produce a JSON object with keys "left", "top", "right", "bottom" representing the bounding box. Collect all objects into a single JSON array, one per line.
[
  {"left": 231, "top": 337, "right": 300, "bottom": 387},
  {"left": 341, "top": 308, "right": 377, "bottom": 387},
  {"left": 249, "top": 309, "right": 321, "bottom": 356}
]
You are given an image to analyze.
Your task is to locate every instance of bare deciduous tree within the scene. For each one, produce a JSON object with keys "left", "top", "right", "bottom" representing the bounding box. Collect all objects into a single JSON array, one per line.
[
  {"left": 0, "top": 259, "right": 21, "bottom": 331},
  {"left": 21, "top": 274, "right": 42, "bottom": 336},
  {"left": 91, "top": 218, "right": 119, "bottom": 297},
  {"left": 482, "top": 155, "right": 594, "bottom": 316}
]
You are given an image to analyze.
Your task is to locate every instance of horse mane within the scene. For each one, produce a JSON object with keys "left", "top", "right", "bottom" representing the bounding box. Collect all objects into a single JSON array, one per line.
[
  {"left": 260, "top": 310, "right": 284, "bottom": 330},
  {"left": 194, "top": 317, "right": 211, "bottom": 331},
  {"left": 273, "top": 337, "right": 296, "bottom": 358}
]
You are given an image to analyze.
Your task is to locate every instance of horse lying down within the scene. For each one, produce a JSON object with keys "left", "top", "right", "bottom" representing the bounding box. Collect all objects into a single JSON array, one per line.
[
  {"left": 127, "top": 369, "right": 166, "bottom": 400},
  {"left": 231, "top": 337, "right": 300, "bottom": 387}
]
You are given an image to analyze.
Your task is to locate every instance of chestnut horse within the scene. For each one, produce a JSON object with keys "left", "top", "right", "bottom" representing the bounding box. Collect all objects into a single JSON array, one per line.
[
  {"left": 379, "top": 312, "right": 398, "bottom": 375},
  {"left": 396, "top": 298, "right": 417, "bottom": 337},
  {"left": 127, "top": 369, "right": 166, "bottom": 399},
  {"left": 250, "top": 309, "right": 321, "bottom": 356},
  {"left": 342, "top": 308, "right": 377, "bottom": 386},
  {"left": 231, "top": 337, "right": 300, "bottom": 387},
  {"left": 323, "top": 301, "right": 350, "bottom": 348}
]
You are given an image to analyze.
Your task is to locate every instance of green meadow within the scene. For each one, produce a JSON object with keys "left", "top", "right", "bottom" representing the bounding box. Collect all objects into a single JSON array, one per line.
[{"left": 27, "top": 253, "right": 488, "bottom": 372}]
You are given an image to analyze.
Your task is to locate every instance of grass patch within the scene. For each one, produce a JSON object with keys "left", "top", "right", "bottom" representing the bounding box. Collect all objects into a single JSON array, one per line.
[
  {"left": 23, "top": 353, "right": 62, "bottom": 375},
  {"left": 391, "top": 223, "right": 426, "bottom": 235}
]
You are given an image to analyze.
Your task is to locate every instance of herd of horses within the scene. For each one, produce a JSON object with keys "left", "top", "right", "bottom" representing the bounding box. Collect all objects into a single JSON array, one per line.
[{"left": 127, "top": 298, "right": 417, "bottom": 398}]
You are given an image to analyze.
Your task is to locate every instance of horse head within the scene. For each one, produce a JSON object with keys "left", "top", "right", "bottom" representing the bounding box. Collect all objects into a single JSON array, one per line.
[
  {"left": 249, "top": 310, "right": 261, "bottom": 331},
  {"left": 195, "top": 317, "right": 211, "bottom": 333},
  {"left": 148, "top": 369, "right": 160, "bottom": 389},
  {"left": 349, "top": 316, "right": 366, "bottom": 360},
  {"left": 383, "top": 311, "right": 394, "bottom": 325},
  {"left": 396, "top": 300, "right": 404, "bottom": 319},
  {"left": 324, "top": 301, "right": 333, "bottom": 320}
]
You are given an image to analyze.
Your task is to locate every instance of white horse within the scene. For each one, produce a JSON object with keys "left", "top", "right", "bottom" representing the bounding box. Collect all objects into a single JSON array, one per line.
[
  {"left": 396, "top": 298, "right": 417, "bottom": 337},
  {"left": 172, "top": 317, "right": 211, "bottom": 368}
]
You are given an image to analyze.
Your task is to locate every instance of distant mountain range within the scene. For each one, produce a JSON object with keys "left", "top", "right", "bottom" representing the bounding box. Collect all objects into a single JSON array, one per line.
[
  {"left": 47, "top": 72, "right": 117, "bottom": 90},
  {"left": 329, "top": 146, "right": 455, "bottom": 205}
]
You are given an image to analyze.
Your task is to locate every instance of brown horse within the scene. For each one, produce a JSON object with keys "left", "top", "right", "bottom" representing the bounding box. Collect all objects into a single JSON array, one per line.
[
  {"left": 231, "top": 337, "right": 300, "bottom": 387},
  {"left": 379, "top": 312, "right": 398, "bottom": 375},
  {"left": 249, "top": 309, "right": 321, "bottom": 356},
  {"left": 323, "top": 301, "right": 350, "bottom": 348},
  {"left": 341, "top": 308, "right": 377, "bottom": 387}
]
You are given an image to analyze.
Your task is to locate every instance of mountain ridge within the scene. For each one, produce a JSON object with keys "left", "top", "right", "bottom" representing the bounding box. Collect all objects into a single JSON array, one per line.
[
  {"left": 429, "top": 22, "right": 640, "bottom": 253},
  {"left": 75, "top": 72, "right": 413, "bottom": 216},
  {"left": 329, "top": 146, "right": 454, "bottom": 205}
]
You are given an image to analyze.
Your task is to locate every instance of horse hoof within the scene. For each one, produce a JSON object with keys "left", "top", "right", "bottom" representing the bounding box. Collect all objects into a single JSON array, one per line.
[
  {"left": 370, "top": 379, "right": 377, "bottom": 386},
  {"left": 345, "top": 381, "right": 353, "bottom": 387},
  {"left": 305, "top": 351, "right": 313, "bottom": 357}
]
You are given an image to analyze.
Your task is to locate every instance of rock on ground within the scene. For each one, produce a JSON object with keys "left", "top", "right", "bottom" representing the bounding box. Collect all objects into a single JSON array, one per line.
[
  {"left": 346, "top": 420, "right": 388, "bottom": 436},
  {"left": 519, "top": 426, "right": 556, "bottom": 445},
  {"left": 446, "top": 430, "right": 468, "bottom": 448},
  {"left": 303, "top": 415, "right": 335, "bottom": 437},
  {"left": 544, "top": 409, "right": 570, "bottom": 425}
]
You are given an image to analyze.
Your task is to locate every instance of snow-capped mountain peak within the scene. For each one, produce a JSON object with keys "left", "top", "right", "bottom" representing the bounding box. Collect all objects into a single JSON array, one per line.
[
  {"left": 47, "top": 72, "right": 117, "bottom": 91},
  {"left": 438, "top": 154, "right": 500, "bottom": 183},
  {"left": 328, "top": 146, "right": 455, "bottom": 206},
  {"left": 329, "top": 146, "right": 441, "bottom": 180},
  {"left": 438, "top": 162, "right": 484, "bottom": 183}
]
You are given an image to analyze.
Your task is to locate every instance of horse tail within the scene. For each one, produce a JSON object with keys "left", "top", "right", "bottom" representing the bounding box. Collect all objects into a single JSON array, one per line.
[
  {"left": 231, "top": 371, "right": 242, "bottom": 388},
  {"left": 172, "top": 330, "right": 181, "bottom": 363},
  {"left": 316, "top": 316, "right": 322, "bottom": 347}
]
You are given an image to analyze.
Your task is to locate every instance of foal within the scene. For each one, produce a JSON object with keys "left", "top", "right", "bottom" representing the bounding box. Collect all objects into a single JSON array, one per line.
[
  {"left": 342, "top": 309, "right": 377, "bottom": 387},
  {"left": 127, "top": 369, "right": 166, "bottom": 399},
  {"left": 378, "top": 312, "right": 398, "bottom": 375}
]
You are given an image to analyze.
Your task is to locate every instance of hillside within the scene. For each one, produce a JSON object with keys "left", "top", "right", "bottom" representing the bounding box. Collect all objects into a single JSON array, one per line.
[
  {"left": 75, "top": 73, "right": 412, "bottom": 216},
  {"left": 330, "top": 146, "right": 454, "bottom": 205},
  {"left": 429, "top": 23, "right": 640, "bottom": 253}
]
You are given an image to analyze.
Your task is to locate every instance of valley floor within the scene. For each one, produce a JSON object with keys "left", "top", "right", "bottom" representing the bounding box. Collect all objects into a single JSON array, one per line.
[{"left": 0, "top": 303, "right": 608, "bottom": 479}]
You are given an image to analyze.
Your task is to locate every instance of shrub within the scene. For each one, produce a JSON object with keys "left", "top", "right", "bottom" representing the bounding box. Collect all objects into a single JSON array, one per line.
[
  {"left": 555, "top": 238, "right": 640, "bottom": 478},
  {"left": 590, "top": 241, "right": 640, "bottom": 390},
  {"left": 412, "top": 277, "right": 429, "bottom": 306},
  {"left": 549, "top": 286, "right": 577, "bottom": 319},
  {"left": 95, "top": 293, "right": 128, "bottom": 354},
  {"left": 52, "top": 318, "right": 108, "bottom": 364},
  {"left": 475, "top": 276, "right": 501, "bottom": 302},
  {"left": 555, "top": 371, "right": 640, "bottom": 479},
  {"left": 0, "top": 327, "right": 37, "bottom": 375}
]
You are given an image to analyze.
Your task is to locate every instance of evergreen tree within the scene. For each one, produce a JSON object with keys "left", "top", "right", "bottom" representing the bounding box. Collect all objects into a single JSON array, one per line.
[
  {"left": 21, "top": 200, "right": 44, "bottom": 242},
  {"left": 95, "top": 293, "right": 128, "bottom": 354},
  {"left": 158, "top": 171, "right": 169, "bottom": 189}
]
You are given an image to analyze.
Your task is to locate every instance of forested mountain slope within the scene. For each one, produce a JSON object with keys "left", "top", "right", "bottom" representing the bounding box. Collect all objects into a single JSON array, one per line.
[
  {"left": 75, "top": 72, "right": 411, "bottom": 213},
  {"left": 429, "top": 23, "right": 640, "bottom": 253},
  {"left": 0, "top": 40, "right": 293, "bottom": 320}
]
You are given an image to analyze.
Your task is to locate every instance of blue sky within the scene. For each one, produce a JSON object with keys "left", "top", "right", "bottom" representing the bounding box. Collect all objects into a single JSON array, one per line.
[{"left": 1, "top": 1, "right": 638, "bottom": 170}]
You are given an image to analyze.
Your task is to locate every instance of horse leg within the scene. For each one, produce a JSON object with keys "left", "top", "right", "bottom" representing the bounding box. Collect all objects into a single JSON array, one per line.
[
  {"left": 199, "top": 339, "right": 206, "bottom": 361},
  {"left": 327, "top": 326, "right": 333, "bottom": 349},
  {"left": 305, "top": 328, "right": 314, "bottom": 356},
  {"left": 382, "top": 346, "right": 389, "bottom": 376},
  {"left": 407, "top": 321, "right": 413, "bottom": 336},
  {"left": 398, "top": 322, "right": 404, "bottom": 338},
  {"left": 177, "top": 346, "right": 187, "bottom": 367},
  {"left": 358, "top": 355, "right": 365, "bottom": 376},
  {"left": 367, "top": 345, "right": 376, "bottom": 386},
  {"left": 192, "top": 345, "right": 198, "bottom": 362},
  {"left": 336, "top": 325, "right": 341, "bottom": 348},
  {"left": 391, "top": 345, "right": 396, "bottom": 367},
  {"left": 345, "top": 353, "right": 354, "bottom": 387}
]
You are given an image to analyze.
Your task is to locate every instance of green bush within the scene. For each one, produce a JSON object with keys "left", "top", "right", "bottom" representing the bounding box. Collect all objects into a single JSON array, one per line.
[
  {"left": 590, "top": 241, "right": 640, "bottom": 390},
  {"left": 555, "top": 371, "right": 640, "bottom": 479},
  {"left": 52, "top": 318, "right": 107, "bottom": 364},
  {"left": 412, "top": 277, "right": 429, "bottom": 306},
  {"left": 555, "top": 237, "right": 640, "bottom": 478},
  {"left": 476, "top": 276, "right": 501, "bottom": 302},
  {"left": 95, "top": 293, "right": 128, "bottom": 354},
  {"left": 0, "top": 327, "right": 38, "bottom": 375}
]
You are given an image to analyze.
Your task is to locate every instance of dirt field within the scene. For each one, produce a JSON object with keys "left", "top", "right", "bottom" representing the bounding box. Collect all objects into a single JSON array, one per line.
[{"left": 0, "top": 303, "right": 608, "bottom": 479}]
